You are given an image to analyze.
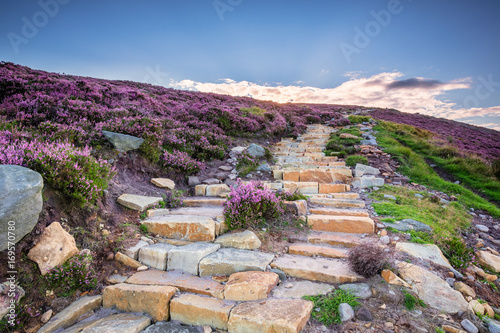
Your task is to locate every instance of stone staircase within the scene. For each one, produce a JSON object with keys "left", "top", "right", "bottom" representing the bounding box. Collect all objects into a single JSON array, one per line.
[{"left": 38, "top": 124, "right": 378, "bottom": 333}]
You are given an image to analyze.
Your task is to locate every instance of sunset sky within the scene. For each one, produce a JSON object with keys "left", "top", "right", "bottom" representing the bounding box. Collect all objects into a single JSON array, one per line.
[{"left": 1, "top": 0, "right": 499, "bottom": 130}]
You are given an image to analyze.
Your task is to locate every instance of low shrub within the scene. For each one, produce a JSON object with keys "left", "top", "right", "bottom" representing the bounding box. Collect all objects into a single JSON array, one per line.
[
  {"left": 161, "top": 189, "right": 185, "bottom": 209},
  {"left": 279, "top": 190, "right": 308, "bottom": 201},
  {"left": 345, "top": 155, "right": 369, "bottom": 167},
  {"left": 160, "top": 149, "right": 205, "bottom": 175},
  {"left": 438, "top": 237, "right": 475, "bottom": 269},
  {"left": 223, "top": 180, "right": 285, "bottom": 230},
  {"left": 44, "top": 252, "right": 98, "bottom": 297},
  {"left": 348, "top": 243, "right": 393, "bottom": 277},
  {"left": 303, "top": 289, "right": 361, "bottom": 326},
  {"left": 235, "top": 152, "right": 259, "bottom": 177}
]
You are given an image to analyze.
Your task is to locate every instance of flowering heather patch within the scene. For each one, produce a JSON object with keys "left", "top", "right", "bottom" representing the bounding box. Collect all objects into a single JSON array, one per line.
[
  {"left": 370, "top": 109, "right": 500, "bottom": 160},
  {"left": 223, "top": 180, "right": 285, "bottom": 230},
  {"left": 43, "top": 252, "right": 99, "bottom": 297},
  {"left": 161, "top": 149, "right": 205, "bottom": 175}
]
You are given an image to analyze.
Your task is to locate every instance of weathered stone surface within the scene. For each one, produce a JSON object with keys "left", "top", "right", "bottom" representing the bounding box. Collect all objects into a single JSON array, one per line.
[
  {"left": 146, "top": 208, "right": 170, "bottom": 218},
  {"left": 168, "top": 242, "right": 221, "bottom": 275},
  {"left": 124, "top": 240, "right": 149, "bottom": 260},
  {"left": 0, "top": 282, "right": 24, "bottom": 320},
  {"left": 318, "top": 183, "right": 349, "bottom": 194},
  {"left": 27, "top": 222, "right": 79, "bottom": 275},
  {"left": 170, "top": 206, "right": 224, "bottom": 218},
  {"left": 182, "top": 198, "right": 225, "bottom": 207},
  {"left": 214, "top": 230, "right": 261, "bottom": 250},
  {"left": 272, "top": 280, "right": 335, "bottom": 299},
  {"left": 441, "top": 324, "right": 467, "bottom": 333},
  {"left": 307, "top": 215, "right": 374, "bottom": 234},
  {"left": 483, "top": 303, "right": 495, "bottom": 318},
  {"left": 37, "top": 296, "right": 102, "bottom": 333},
  {"left": 195, "top": 185, "right": 207, "bottom": 196},
  {"left": 247, "top": 143, "right": 266, "bottom": 157},
  {"left": 199, "top": 248, "right": 274, "bottom": 277},
  {"left": 206, "top": 184, "right": 231, "bottom": 197},
  {"left": 338, "top": 283, "right": 372, "bottom": 299},
  {"left": 224, "top": 271, "right": 279, "bottom": 301},
  {"left": 141, "top": 321, "right": 202, "bottom": 333},
  {"left": 142, "top": 215, "right": 215, "bottom": 241},
  {"left": 381, "top": 269, "right": 411, "bottom": 288},
  {"left": 477, "top": 251, "right": 500, "bottom": 273},
  {"left": 102, "top": 130, "right": 144, "bottom": 152},
  {"left": 461, "top": 319, "right": 479, "bottom": 333},
  {"left": 103, "top": 283, "right": 175, "bottom": 322},
  {"left": 126, "top": 270, "right": 224, "bottom": 298},
  {"left": 284, "top": 200, "right": 308, "bottom": 216},
  {"left": 351, "top": 176, "right": 385, "bottom": 188},
  {"left": 0, "top": 165, "right": 43, "bottom": 251},
  {"left": 396, "top": 243, "right": 451, "bottom": 268},
  {"left": 271, "top": 255, "right": 363, "bottom": 283},
  {"left": 386, "top": 219, "right": 432, "bottom": 233},
  {"left": 309, "top": 197, "right": 365, "bottom": 208},
  {"left": 282, "top": 170, "right": 300, "bottom": 182},
  {"left": 299, "top": 169, "right": 351, "bottom": 183},
  {"left": 170, "top": 294, "right": 235, "bottom": 330},
  {"left": 227, "top": 299, "right": 313, "bottom": 333},
  {"left": 283, "top": 181, "right": 318, "bottom": 194},
  {"left": 469, "top": 300, "right": 485, "bottom": 316},
  {"left": 151, "top": 178, "right": 175, "bottom": 189},
  {"left": 339, "top": 303, "right": 355, "bottom": 322},
  {"left": 453, "top": 282, "right": 476, "bottom": 298},
  {"left": 115, "top": 252, "right": 142, "bottom": 268},
  {"left": 308, "top": 232, "right": 362, "bottom": 248},
  {"left": 138, "top": 243, "right": 176, "bottom": 270},
  {"left": 117, "top": 194, "right": 162, "bottom": 211},
  {"left": 309, "top": 208, "right": 369, "bottom": 217},
  {"left": 397, "top": 262, "right": 468, "bottom": 314},
  {"left": 69, "top": 313, "right": 151, "bottom": 333},
  {"left": 106, "top": 274, "right": 128, "bottom": 284},
  {"left": 354, "top": 164, "right": 380, "bottom": 177},
  {"left": 289, "top": 244, "right": 348, "bottom": 258}
]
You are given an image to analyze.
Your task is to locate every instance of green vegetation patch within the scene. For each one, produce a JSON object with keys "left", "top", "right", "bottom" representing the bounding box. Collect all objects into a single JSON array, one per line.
[
  {"left": 402, "top": 289, "right": 426, "bottom": 310},
  {"left": 303, "top": 289, "right": 361, "bottom": 326},
  {"left": 345, "top": 155, "right": 368, "bottom": 167},
  {"left": 348, "top": 115, "right": 371, "bottom": 124}
]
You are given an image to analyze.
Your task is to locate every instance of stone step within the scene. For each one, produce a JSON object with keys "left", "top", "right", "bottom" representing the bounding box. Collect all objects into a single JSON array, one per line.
[
  {"left": 283, "top": 181, "right": 319, "bottom": 194},
  {"left": 309, "top": 193, "right": 360, "bottom": 199},
  {"left": 309, "top": 207, "right": 369, "bottom": 217},
  {"left": 142, "top": 215, "right": 216, "bottom": 242},
  {"left": 198, "top": 248, "right": 275, "bottom": 277},
  {"left": 282, "top": 169, "right": 351, "bottom": 183},
  {"left": 182, "top": 197, "right": 225, "bottom": 207},
  {"left": 271, "top": 254, "right": 364, "bottom": 283},
  {"left": 169, "top": 206, "right": 224, "bottom": 217},
  {"left": 307, "top": 232, "right": 363, "bottom": 248},
  {"left": 318, "top": 183, "right": 350, "bottom": 193},
  {"left": 309, "top": 197, "right": 365, "bottom": 208},
  {"left": 117, "top": 194, "right": 162, "bottom": 211},
  {"left": 288, "top": 243, "right": 349, "bottom": 258},
  {"left": 307, "top": 215, "right": 374, "bottom": 234}
]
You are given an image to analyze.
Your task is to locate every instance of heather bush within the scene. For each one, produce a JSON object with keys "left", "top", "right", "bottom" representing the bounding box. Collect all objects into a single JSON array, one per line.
[
  {"left": 160, "top": 189, "right": 185, "bottom": 209},
  {"left": 235, "top": 152, "right": 259, "bottom": 177},
  {"left": 223, "top": 180, "right": 285, "bottom": 230},
  {"left": 44, "top": 252, "right": 98, "bottom": 297},
  {"left": 160, "top": 149, "right": 205, "bottom": 175},
  {"left": 348, "top": 243, "right": 393, "bottom": 277}
]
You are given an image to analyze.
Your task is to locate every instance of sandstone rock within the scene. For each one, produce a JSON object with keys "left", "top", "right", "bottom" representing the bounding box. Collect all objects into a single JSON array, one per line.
[
  {"left": 309, "top": 197, "right": 365, "bottom": 208},
  {"left": 195, "top": 185, "right": 207, "bottom": 196},
  {"left": 318, "top": 183, "right": 350, "bottom": 194},
  {"left": 271, "top": 255, "right": 363, "bottom": 284},
  {"left": 146, "top": 208, "right": 170, "bottom": 218},
  {"left": 283, "top": 181, "right": 318, "bottom": 194},
  {"left": 40, "top": 309, "right": 53, "bottom": 324},
  {"left": 182, "top": 198, "right": 225, "bottom": 207},
  {"left": 397, "top": 262, "right": 468, "bottom": 314},
  {"left": 0, "top": 165, "right": 43, "bottom": 251},
  {"left": 469, "top": 300, "right": 485, "bottom": 316},
  {"left": 199, "top": 248, "right": 274, "bottom": 277},
  {"left": 477, "top": 251, "right": 500, "bottom": 272},
  {"left": 69, "top": 313, "right": 151, "bottom": 333},
  {"left": 103, "top": 283, "right": 176, "bottom": 322},
  {"left": 339, "top": 303, "right": 355, "bottom": 322},
  {"left": 381, "top": 269, "right": 411, "bottom": 288},
  {"left": 338, "top": 283, "right": 372, "bottom": 299},
  {"left": 126, "top": 270, "right": 224, "bottom": 298},
  {"left": 124, "top": 240, "right": 149, "bottom": 260},
  {"left": 351, "top": 176, "right": 385, "bottom": 188},
  {"left": 170, "top": 294, "right": 235, "bottom": 330},
  {"left": 102, "top": 131, "right": 144, "bottom": 152},
  {"left": 0, "top": 282, "right": 25, "bottom": 320},
  {"left": 138, "top": 243, "right": 176, "bottom": 270},
  {"left": 150, "top": 178, "right": 175, "bottom": 189},
  {"left": 299, "top": 169, "right": 351, "bottom": 183},
  {"left": 168, "top": 242, "right": 221, "bottom": 275},
  {"left": 227, "top": 299, "right": 313, "bottom": 333},
  {"left": 117, "top": 194, "right": 162, "bottom": 211},
  {"left": 453, "top": 282, "right": 476, "bottom": 298},
  {"left": 142, "top": 215, "right": 215, "bottom": 242},
  {"left": 442, "top": 325, "right": 467, "bottom": 333},
  {"left": 386, "top": 219, "right": 432, "bottom": 233},
  {"left": 271, "top": 280, "right": 334, "bottom": 299},
  {"left": 308, "top": 232, "right": 362, "bottom": 248},
  {"left": 37, "top": 296, "right": 102, "bottom": 333},
  {"left": 206, "top": 184, "right": 230, "bottom": 197},
  {"left": 106, "top": 274, "right": 128, "bottom": 284},
  {"left": 214, "top": 230, "right": 261, "bottom": 250},
  {"left": 224, "top": 271, "right": 279, "bottom": 301},
  {"left": 288, "top": 243, "right": 348, "bottom": 258},
  {"left": 307, "top": 214, "right": 374, "bottom": 234},
  {"left": 115, "top": 252, "right": 142, "bottom": 268},
  {"left": 396, "top": 242, "right": 451, "bottom": 268},
  {"left": 284, "top": 200, "right": 308, "bottom": 216},
  {"left": 354, "top": 164, "right": 380, "bottom": 178},
  {"left": 28, "top": 222, "right": 79, "bottom": 275},
  {"left": 142, "top": 321, "right": 202, "bottom": 333},
  {"left": 484, "top": 303, "right": 495, "bottom": 318}
]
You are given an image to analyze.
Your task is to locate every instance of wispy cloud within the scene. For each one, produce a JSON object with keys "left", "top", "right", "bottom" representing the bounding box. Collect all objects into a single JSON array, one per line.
[{"left": 169, "top": 71, "right": 500, "bottom": 129}]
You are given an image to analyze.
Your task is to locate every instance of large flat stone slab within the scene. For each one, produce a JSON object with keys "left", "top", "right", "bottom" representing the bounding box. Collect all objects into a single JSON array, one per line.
[
  {"left": 199, "top": 248, "right": 275, "bottom": 277},
  {"left": 351, "top": 176, "right": 385, "bottom": 188},
  {"left": 170, "top": 207, "right": 224, "bottom": 217},
  {"left": 299, "top": 169, "right": 352, "bottom": 183},
  {"left": 215, "top": 230, "right": 261, "bottom": 250},
  {"left": 117, "top": 194, "right": 162, "bottom": 211},
  {"left": 103, "top": 283, "right": 176, "bottom": 322},
  {"left": 386, "top": 219, "right": 432, "bottom": 233},
  {"left": 309, "top": 208, "right": 369, "bottom": 217},
  {"left": 124, "top": 240, "right": 149, "bottom": 260},
  {"left": 142, "top": 215, "right": 215, "bottom": 242},
  {"left": 224, "top": 271, "right": 279, "bottom": 301},
  {"left": 182, "top": 198, "right": 225, "bottom": 207},
  {"left": 308, "top": 232, "right": 362, "bottom": 248},
  {"left": 227, "top": 299, "right": 313, "bottom": 333},
  {"left": 102, "top": 131, "right": 144, "bottom": 152},
  {"left": 170, "top": 294, "right": 235, "bottom": 330},
  {"left": 168, "top": 242, "right": 221, "bottom": 275},
  {"left": 397, "top": 262, "right": 468, "bottom": 314},
  {"left": 151, "top": 178, "right": 175, "bottom": 189},
  {"left": 37, "top": 296, "right": 102, "bottom": 333},
  {"left": 396, "top": 243, "right": 451, "bottom": 269},
  {"left": 141, "top": 322, "right": 202, "bottom": 333},
  {"left": 271, "top": 255, "right": 363, "bottom": 284},
  {"left": 477, "top": 251, "right": 500, "bottom": 273},
  {"left": 309, "top": 197, "right": 365, "bottom": 208},
  {"left": 318, "top": 184, "right": 350, "bottom": 194},
  {"left": 289, "top": 244, "right": 348, "bottom": 258},
  {"left": 67, "top": 313, "right": 150, "bottom": 333},
  {"left": 271, "top": 280, "right": 335, "bottom": 299},
  {"left": 138, "top": 243, "right": 176, "bottom": 270},
  {"left": 126, "top": 270, "right": 224, "bottom": 298},
  {"left": 307, "top": 215, "right": 374, "bottom": 234}
]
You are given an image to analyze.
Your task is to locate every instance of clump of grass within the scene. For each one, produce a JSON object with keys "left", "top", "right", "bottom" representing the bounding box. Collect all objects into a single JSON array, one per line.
[
  {"left": 345, "top": 155, "right": 368, "bottom": 167},
  {"left": 407, "top": 230, "right": 434, "bottom": 244},
  {"left": 241, "top": 106, "right": 267, "bottom": 117},
  {"left": 139, "top": 224, "right": 148, "bottom": 234},
  {"left": 303, "top": 289, "right": 361, "bottom": 326},
  {"left": 236, "top": 152, "right": 259, "bottom": 177},
  {"left": 348, "top": 243, "right": 393, "bottom": 277},
  {"left": 348, "top": 115, "right": 371, "bottom": 124},
  {"left": 402, "top": 289, "right": 426, "bottom": 310},
  {"left": 439, "top": 237, "right": 475, "bottom": 269}
]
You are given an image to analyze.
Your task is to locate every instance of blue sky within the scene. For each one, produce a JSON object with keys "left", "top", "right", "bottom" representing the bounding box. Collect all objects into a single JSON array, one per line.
[{"left": 1, "top": 0, "right": 500, "bottom": 129}]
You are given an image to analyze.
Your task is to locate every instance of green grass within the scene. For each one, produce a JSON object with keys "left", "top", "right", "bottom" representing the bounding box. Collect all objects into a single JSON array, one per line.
[
  {"left": 324, "top": 126, "right": 361, "bottom": 158},
  {"left": 345, "top": 155, "right": 368, "bottom": 167},
  {"left": 348, "top": 115, "right": 371, "bottom": 123},
  {"left": 374, "top": 121, "right": 500, "bottom": 217},
  {"left": 303, "top": 289, "right": 361, "bottom": 326},
  {"left": 240, "top": 107, "right": 267, "bottom": 117},
  {"left": 402, "top": 289, "right": 426, "bottom": 310}
]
